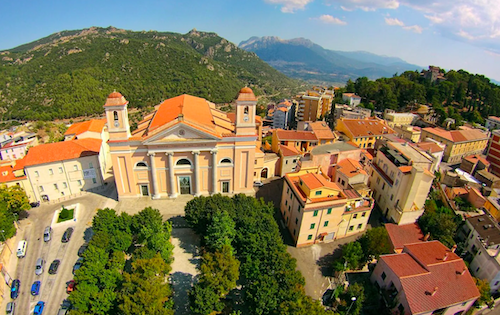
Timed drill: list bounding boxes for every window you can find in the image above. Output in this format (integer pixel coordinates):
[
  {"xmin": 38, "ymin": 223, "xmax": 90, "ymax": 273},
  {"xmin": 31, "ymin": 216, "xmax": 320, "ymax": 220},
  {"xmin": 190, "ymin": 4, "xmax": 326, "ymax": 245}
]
[
  {"xmin": 381, "ymin": 272, "xmax": 386, "ymax": 280},
  {"xmin": 313, "ymin": 210, "xmax": 318, "ymax": 217},
  {"xmin": 113, "ymin": 111, "xmax": 119, "ymax": 122},
  {"xmin": 382, "ymin": 183, "xmax": 385, "ymax": 190},
  {"xmin": 73, "ymin": 165, "xmax": 78, "ymax": 171},
  {"xmin": 327, "ymin": 208, "xmax": 332, "ymax": 214},
  {"xmin": 285, "ymin": 200, "xmax": 288, "ymax": 206},
  {"xmin": 324, "ymin": 221, "xmax": 329, "ymax": 227},
  {"xmin": 353, "ymin": 213, "xmax": 358, "ymax": 219},
  {"xmin": 310, "ymin": 223, "xmax": 315, "ymax": 229},
  {"xmin": 398, "ymin": 304, "xmax": 404, "ymax": 314},
  {"xmin": 63, "ymin": 182, "xmax": 67, "ymax": 188},
  {"xmin": 34, "ymin": 171, "xmax": 39, "ymax": 177},
  {"xmin": 293, "ymin": 229, "xmax": 296, "ymax": 236},
  {"xmin": 220, "ymin": 158, "xmax": 232, "ymax": 164},
  {"xmin": 286, "ymin": 160, "xmax": 288, "ymax": 164},
  {"xmin": 362, "ymin": 212, "xmax": 366, "ymax": 217},
  {"xmin": 58, "ymin": 167, "xmax": 63, "ymax": 174},
  {"xmin": 77, "ymin": 180, "xmax": 82, "ymax": 186},
  {"xmin": 288, "ymin": 206, "xmax": 291, "ymax": 212},
  {"xmin": 92, "ymin": 178, "xmax": 97, "ymax": 184},
  {"xmin": 390, "ymin": 194, "xmax": 394, "ymax": 201},
  {"xmin": 61, "ymin": 192, "xmax": 65, "ymax": 196},
  {"xmin": 293, "ymin": 159, "xmax": 297, "ymax": 163},
  {"xmin": 349, "ymin": 225, "xmax": 354, "ymax": 231},
  {"xmin": 341, "ymin": 180, "xmax": 345, "ymax": 186},
  {"xmin": 395, "ymin": 179, "xmax": 399, "ymax": 186},
  {"xmin": 176, "ymin": 159, "xmax": 191, "ymax": 166},
  {"xmin": 135, "ymin": 161, "xmax": 147, "ymax": 168},
  {"xmin": 287, "ymin": 187, "xmax": 290, "ymax": 193},
  {"xmin": 54, "ymin": 184, "xmax": 58, "ymax": 190},
  {"xmin": 315, "ymin": 190, "xmax": 322, "ymax": 196},
  {"xmin": 49, "ymin": 169, "xmax": 53, "ymax": 175},
  {"xmin": 495, "ymin": 281, "xmax": 500, "ymax": 286},
  {"xmin": 222, "ymin": 181, "xmax": 230, "ymax": 193},
  {"xmin": 38, "ymin": 186, "xmax": 44, "ymax": 192},
  {"xmin": 476, "ymin": 267, "xmax": 481, "ymax": 272},
  {"xmin": 89, "ymin": 162, "xmax": 94, "ymax": 169},
  {"xmin": 295, "ymin": 218, "xmax": 298, "ymax": 224},
  {"xmin": 357, "ymin": 224, "xmax": 363, "ymax": 229},
  {"xmin": 376, "ymin": 177, "xmax": 380, "ymax": 184},
  {"xmin": 307, "ymin": 234, "xmax": 313, "ymax": 240},
  {"xmin": 298, "ymin": 206, "xmax": 301, "ymax": 213}
]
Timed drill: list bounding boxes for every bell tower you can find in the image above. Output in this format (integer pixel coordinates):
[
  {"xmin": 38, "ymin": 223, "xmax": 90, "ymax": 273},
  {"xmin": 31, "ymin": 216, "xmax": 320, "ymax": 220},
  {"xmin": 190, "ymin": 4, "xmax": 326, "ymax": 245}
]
[
  {"xmin": 235, "ymin": 87, "xmax": 257, "ymax": 136},
  {"xmin": 104, "ymin": 91, "xmax": 131, "ymax": 140}
]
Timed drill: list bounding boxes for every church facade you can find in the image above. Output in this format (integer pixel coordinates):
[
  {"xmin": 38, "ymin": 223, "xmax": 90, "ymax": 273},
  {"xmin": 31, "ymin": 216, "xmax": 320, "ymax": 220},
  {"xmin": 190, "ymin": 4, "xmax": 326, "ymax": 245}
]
[{"xmin": 105, "ymin": 88, "xmax": 260, "ymax": 199}]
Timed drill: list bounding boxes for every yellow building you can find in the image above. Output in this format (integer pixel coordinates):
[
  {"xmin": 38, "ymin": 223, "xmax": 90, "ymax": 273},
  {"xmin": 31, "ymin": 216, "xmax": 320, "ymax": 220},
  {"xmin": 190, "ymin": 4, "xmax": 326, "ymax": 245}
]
[
  {"xmin": 281, "ymin": 169, "xmax": 373, "ymax": 247},
  {"xmin": 393, "ymin": 125, "xmax": 421, "ymax": 143},
  {"xmin": 421, "ymin": 127, "xmax": 489, "ymax": 164},
  {"xmin": 294, "ymin": 87, "xmax": 333, "ymax": 122},
  {"xmin": 105, "ymin": 88, "xmax": 260, "ymax": 199},
  {"xmin": 335, "ymin": 117, "xmax": 395, "ymax": 149},
  {"xmin": 370, "ymin": 141, "xmax": 435, "ymax": 224},
  {"xmin": 271, "ymin": 130, "xmax": 319, "ymax": 154},
  {"xmin": 383, "ymin": 110, "xmax": 418, "ymax": 128}
]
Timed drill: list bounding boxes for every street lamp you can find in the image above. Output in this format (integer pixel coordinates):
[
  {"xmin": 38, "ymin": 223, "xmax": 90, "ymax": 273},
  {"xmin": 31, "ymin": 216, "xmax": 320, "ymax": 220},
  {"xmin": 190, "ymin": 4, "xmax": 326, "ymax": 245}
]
[
  {"xmin": 0, "ymin": 230, "xmax": 12, "ymax": 254},
  {"xmin": 346, "ymin": 296, "xmax": 357, "ymax": 315}
]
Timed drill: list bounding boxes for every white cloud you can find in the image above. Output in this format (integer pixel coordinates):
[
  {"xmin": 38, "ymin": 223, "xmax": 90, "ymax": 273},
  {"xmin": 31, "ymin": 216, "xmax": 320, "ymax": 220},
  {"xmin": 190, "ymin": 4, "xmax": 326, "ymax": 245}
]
[
  {"xmin": 264, "ymin": 0, "xmax": 313, "ymax": 13},
  {"xmin": 457, "ymin": 29, "xmax": 476, "ymax": 40},
  {"xmin": 385, "ymin": 17, "xmax": 422, "ymax": 33},
  {"xmin": 385, "ymin": 17, "xmax": 404, "ymax": 26},
  {"xmin": 325, "ymin": 0, "xmax": 399, "ymax": 11},
  {"xmin": 315, "ymin": 14, "xmax": 347, "ymax": 25}
]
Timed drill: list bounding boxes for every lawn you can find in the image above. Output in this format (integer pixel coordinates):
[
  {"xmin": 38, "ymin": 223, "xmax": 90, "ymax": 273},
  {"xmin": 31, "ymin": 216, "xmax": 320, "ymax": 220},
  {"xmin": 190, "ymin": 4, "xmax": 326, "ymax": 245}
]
[{"xmin": 57, "ymin": 206, "xmax": 74, "ymax": 223}]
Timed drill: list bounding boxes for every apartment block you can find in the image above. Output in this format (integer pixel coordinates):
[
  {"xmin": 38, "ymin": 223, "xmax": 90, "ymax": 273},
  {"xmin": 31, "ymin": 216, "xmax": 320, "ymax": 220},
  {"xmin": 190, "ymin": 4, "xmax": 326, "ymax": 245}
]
[
  {"xmin": 335, "ymin": 117, "xmax": 394, "ymax": 149},
  {"xmin": 281, "ymin": 170, "xmax": 373, "ymax": 247},
  {"xmin": 342, "ymin": 93, "xmax": 361, "ymax": 106},
  {"xmin": 486, "ymin": 116, "xmax": 500, "ymax": 130},
  {"xmin": 370, "ymin": 141, "xmax": 434, "ymax": 224},
  {"xmin": 487, "ymin": 129, "xmax": 500, "ymax": 177},
  {"xmin": 294, "ymin": 87, "xmax": 333, "ymax": 122},
  {"xmin": 383, "ymin": 109, "xmax": 418, "ymax": 128}
]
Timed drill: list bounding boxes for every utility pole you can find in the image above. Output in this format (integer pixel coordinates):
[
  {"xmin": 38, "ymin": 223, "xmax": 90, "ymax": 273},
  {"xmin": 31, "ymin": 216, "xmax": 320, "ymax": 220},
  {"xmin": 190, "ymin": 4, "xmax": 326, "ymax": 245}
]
[{"xmin": 0, "ymin": 230, "xmax": 12, "ymax": 254}]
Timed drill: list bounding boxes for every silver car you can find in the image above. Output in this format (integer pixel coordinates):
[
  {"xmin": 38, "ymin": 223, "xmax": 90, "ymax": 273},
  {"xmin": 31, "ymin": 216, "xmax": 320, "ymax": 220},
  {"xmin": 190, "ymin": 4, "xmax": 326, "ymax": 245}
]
[
  {"xmin": 43, "ymin": 226, "xmax": 52, "ymax": 242},
  {"xmin": 35, "ymin": 258, "xmax": 44, "ymax": 276},
  {"xmin": 6, "ymin": 301, "xmax": 15, "ymax": 314}
]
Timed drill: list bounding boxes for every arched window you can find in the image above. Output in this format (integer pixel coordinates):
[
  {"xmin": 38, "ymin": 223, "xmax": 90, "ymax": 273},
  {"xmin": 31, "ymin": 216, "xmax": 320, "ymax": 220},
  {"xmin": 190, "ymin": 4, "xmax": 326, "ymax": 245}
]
[
  {"xmin": 220, "ymin": 158, "xmax": 232, "ymax": 164},
  {"xmin": 113, "ymin": 111, "xmax": 119, "ymax": 122},
  {"xmin": 176, "ymin": 158, "xmax": 192, "ymax": 166},
  {"xmin": 244, "ymin": 106, "xmax": 249, "ymax": 115},
  {"xmin": 135, "ymin": 161, "xmax": 148, "ymax": 168}
]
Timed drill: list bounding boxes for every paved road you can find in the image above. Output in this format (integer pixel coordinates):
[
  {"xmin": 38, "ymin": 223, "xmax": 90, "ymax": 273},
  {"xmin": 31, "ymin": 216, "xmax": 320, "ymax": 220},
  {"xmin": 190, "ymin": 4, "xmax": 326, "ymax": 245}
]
[{"xmin": 1, "ymin": 187, "xmax": 118, "ymax": 315}]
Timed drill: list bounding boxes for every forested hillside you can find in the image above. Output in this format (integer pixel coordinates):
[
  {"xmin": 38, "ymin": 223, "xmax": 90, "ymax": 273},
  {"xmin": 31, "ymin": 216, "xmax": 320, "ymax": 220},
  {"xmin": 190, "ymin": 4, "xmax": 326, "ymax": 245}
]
[
  {"xmin": 0, "ymin": 27, "xmax": 299, "ymax": 121},
  {"xmin": 344, "ymin": 69, "xmax": 500, "ymax": 125}
]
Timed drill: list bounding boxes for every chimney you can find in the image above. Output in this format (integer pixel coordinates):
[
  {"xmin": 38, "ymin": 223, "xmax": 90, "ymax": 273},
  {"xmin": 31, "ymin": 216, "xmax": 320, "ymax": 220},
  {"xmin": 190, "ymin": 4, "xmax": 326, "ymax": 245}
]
[
  {"xmin": 431, "ymin": 287, "xmax": 438, "ymax": 296},
  {"xmin": 443, "ymin": 253, "xmax": 449, "ymax": 261},
  {"xmin": 451, "ymin": 244, "xmax": 457, "ymax": 253},
  {"xmin": 423, "ymin": 233, "xmax": 431, "ymax": 241}
]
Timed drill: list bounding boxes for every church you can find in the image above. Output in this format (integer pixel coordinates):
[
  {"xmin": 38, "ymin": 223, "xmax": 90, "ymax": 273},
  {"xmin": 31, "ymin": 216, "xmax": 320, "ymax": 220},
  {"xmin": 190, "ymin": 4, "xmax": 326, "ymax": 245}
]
[{"xmin": 104, "ymin": 87, "xmax": 261, "ymax": 199}]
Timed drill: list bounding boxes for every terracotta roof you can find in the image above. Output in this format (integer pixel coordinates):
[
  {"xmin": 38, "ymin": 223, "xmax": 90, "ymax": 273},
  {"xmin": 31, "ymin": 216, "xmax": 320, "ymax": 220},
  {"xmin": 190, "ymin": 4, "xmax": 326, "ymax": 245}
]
[
  {"xmin": 380, "ymin": 241, "xmax": 479, "ymax": 314},
  {"xmin": 0, "ymin": 159, "xmax": 26, "ymax": 183},
  {"xmin": 423, "ymin": 127, "xmax": 488, "ymax": 143},
  {"xmin": 237, "ymin": 87, "xmax": 257, "ymax": 101},
  {"xmin": 275, "ymin": 130, "xmax": 318, "ymax": 141},
  {"xmin": 1, "ymin": 138, "xmax": 36, "ymax": 149},
  {"xmin": 338, "ymin": 118, "xmax": 394, "ymax": 138},
  {"xmin": 385, "ymin": 222, "xmax": 424, "ymax": 251},
  {"xmin": 463, "ymin": 154, "xmax": 490, "ymax": 166},
  {"xmin": 64, "ymin": 119, "xmax": 106, "ymax": 136},
  {"xmin": 414, "ymin": 141, "xmax": 444, "ymax": 154},
  {"xmin": 24, "ymin": 139, "xmax": 102, "ymax": 166},
  {"xmin": 343, "ymin": 93, "xmax": 361, "ymax": 99},
  {"xmin": 300, "ymin": 173, "xmax": 341, "ymax": 191},
  {"xmin": 362, "ymin": 149, "xmax": 374, "ymax": 160},
  {"xmin": 279, "ymin": 145, "xmax": 300, "ymax": 157},
  {"xmin": 308, "ymin": 121, "xmax": 336, "ymax": 139},
  {"xmin": 104, "ymin": 92, "xmax": 128, "ymax": 107},
  {"xmin": 488, "ymin": 116, "xmax": 500, "ymax": 123},
  {"xmin": 399, "ymin": 166, "xmax": 413, "ymax": 173},
  {"xmin": 336, "ymin": 158, "xmax": 367, "ymax": 178}
]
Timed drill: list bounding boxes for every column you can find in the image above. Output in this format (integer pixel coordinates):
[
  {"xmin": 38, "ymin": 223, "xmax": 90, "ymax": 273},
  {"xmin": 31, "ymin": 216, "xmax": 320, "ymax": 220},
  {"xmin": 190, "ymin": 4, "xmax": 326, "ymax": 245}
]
[
  {"xmin": 147, "ymin": 153, "xmax": 160, "ymax": 199},
  {"xmin": 166, "ymin": 152, "xmax": 177, "ymax": 198},
  {"xmin": 211, "ymin": 149, "xmax": 218, "ymax": 195},
  {"xmin": 192, "ymin": 150, "xmax": 201, "ymax": 196}
]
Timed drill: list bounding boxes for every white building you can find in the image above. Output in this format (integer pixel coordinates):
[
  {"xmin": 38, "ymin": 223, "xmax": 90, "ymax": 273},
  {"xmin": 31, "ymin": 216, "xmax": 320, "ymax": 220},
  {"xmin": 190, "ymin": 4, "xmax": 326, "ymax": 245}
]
[{"xmin": 342, "ymin": 93, "xmax": 361, "ymax": 107}]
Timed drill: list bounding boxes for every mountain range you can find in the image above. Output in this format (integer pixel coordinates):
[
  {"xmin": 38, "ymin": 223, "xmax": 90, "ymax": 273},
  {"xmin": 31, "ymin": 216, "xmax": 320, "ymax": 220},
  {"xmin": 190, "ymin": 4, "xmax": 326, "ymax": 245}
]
[
  {"xmin": 0, "ymin": 27, "xmax": 299, "ymax": 121},
  {"xmin": 238, "ymin": 36, "xmax": 422, "ymax": 84}
]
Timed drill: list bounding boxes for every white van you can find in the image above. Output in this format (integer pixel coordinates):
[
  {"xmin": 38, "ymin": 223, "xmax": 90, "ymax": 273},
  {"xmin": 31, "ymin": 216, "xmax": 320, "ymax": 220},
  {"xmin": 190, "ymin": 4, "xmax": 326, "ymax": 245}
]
[{"xmin": 16, "ymin": 240, "xmax": 27, "ymax": 258}]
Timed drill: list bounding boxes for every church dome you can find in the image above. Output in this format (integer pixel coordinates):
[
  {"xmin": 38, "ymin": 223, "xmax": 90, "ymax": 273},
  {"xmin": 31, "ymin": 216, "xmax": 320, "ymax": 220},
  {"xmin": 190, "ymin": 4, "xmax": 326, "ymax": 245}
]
[
  {"xmin": 108, "ymin": 91, "xmax": 123, "ymax": 98},
  {"xmin": 239, "ymin": 87, "xmax": 253, "ymax": 94}
]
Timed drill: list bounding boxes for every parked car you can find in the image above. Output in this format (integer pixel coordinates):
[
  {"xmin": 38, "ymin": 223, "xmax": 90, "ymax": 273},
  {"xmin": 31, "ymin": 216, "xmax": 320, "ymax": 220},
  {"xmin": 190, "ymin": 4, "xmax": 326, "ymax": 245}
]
[
  {"xmin": 77, "ymin": 244, "xmax": 88, "ymax": 257},
  {"xmin": 10, "ymin": 279, "xmax": 20, "ymax": 299},
  {"xmin": 61, "ymin": 227, "xmax": 74, "ymax": 243},
  {"xmin": 72, "ymin": 258, "xmax": 83, "ymax": 275},
  {"xmin": 66, "ymin": 280, "xmax": 76, "ymax": 294},
  {"xmin": 16, "ymin": 240, "xmax": 27, "ymax": 258},
  {"xmin": 48, "ymin": 259, "xmax": 60, "ymax": 274},
  {"xmin": 30, "ymin": 201, "xmax": 40, "ymax": 208},
  {"xmin": 6, "ymin": 302, "xmax": 15, "ymax": 315},
  {"xmin": 43, "ymin": 226, "xmax": 52, "ymax": 242},
  {"xmin": 253, "ymin": 181, "xmax": 264, "ymax": 187},
  {"xmin": 31, "ymin": 281, "xmax": 41, "ymax": 296},
  {"xmin": 35, "ymin": 258, "xmax": 44, "ymax": 276},
  {"xmin": 34, "ymin": 301, "xmax": 44, "ymax": 315}
]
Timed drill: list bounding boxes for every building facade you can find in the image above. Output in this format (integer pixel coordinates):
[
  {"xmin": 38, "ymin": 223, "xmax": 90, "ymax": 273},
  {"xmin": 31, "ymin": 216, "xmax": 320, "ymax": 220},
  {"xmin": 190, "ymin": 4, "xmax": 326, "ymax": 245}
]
[
  {"xmin": 383, "ymin": 110, "xmax": 418, "ymax": 128},
  {"xmin": 487, "ymin": 130, "xmax": 500, "ymax": 177},
  {"xmin": 421, "ymin": 127, "xmax": 489, "ymax": 164},
  {"xmin": 0, "ymin": 137, "xmax": 38, "ymax": 161},
  {"xmin": 370, "ymin": 142, "xmax": 434, "ymax": 224},
  {"xmin": 106, "ymin": 88, "xmax": 260, "ymax": 199},
  {"xmin": 342, "ymin": 93, "xmax": 361, "ymax": 106},
  {"xmin": 486, "ymin": 116, "xmax": 500, "ymax": 130},
  {"xmin": 0, "ymin": 159, "xmax": 35, "ymax": 202},
  {"xmin": 294, "ymin": 87, "xmax": 333, "ymax": 122}
]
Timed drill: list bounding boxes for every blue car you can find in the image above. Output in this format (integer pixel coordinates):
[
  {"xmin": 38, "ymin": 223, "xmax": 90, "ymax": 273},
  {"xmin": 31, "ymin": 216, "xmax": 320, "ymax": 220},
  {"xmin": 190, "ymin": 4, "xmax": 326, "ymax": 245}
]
[
  {"xmin": 31, "ymin": 280, "xmax": 41, "ymax": 296},
  {"xmin": 10, "ymin": 279, "xmax": 20, "ymax": 299},
  {"xmin": 34, "ymin": 301, "xmax": 44, "ymax": 315}
]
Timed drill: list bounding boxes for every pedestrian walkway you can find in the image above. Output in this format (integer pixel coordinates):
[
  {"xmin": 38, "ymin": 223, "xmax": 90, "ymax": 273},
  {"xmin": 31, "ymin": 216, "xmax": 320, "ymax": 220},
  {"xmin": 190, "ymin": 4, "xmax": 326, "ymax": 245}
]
[{"xmin": 114, "ymin": 195, "xmax": 194, "ymax": 219}]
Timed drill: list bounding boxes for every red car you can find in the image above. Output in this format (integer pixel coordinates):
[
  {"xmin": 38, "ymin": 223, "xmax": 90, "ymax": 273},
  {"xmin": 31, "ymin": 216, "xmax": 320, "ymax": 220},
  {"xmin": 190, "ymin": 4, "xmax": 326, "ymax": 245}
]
[{"xmin": 66, "ymin": 280, "xmax": 76, "ymax": 294}]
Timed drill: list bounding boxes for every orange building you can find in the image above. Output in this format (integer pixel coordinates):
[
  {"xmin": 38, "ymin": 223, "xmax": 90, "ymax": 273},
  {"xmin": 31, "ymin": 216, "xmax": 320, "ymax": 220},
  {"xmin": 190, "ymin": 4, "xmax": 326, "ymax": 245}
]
[{"xmin": 105, "ymin": 88, "xmax": 260, "ymax": 199}]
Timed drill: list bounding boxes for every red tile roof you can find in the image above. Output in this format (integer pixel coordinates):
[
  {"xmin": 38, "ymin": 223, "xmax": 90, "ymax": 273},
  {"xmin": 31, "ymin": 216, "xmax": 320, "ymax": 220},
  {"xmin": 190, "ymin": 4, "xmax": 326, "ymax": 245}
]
[
  {"xmin": 463, "ymin": 154, "xmax": 490, "ymax": 166},
  {"xmin": 338, "ymin": 118, "xmax": 394, "ymax": 138},
  {"xmin": 300, "ymin": 173, "xmax": 341, "ymax": 191},
  {"xmin": 279, "ymin": 145, "xmax": 300, "ymax": 157},
  {"xmin": 423, "ymin": 127, "xmax": 488, "ymax": 143},
  {"xmin": 275, "ymin": 130, "xmax": 318, "ymax": 141},
  {"xmin": 336, "ymin": 158, "xmax": 367, "ymax": 178},
  {"xmin": 380, "ymin": 241, "xmax": 480, "ymax": 314},
  {"xmin": 64, "ymin": 119, "xmax": 106, "ymax": 136},
  {"xmin": 308, "ymin": 121, "xmax": 336, "ymax": 140},
  {"xmin": 0, "ymin": 159, "xmax": 26, "ymax": 183},
  {"xmin": 385, "ymin": 222, "xmax": 424, "ymax": 252},
  {"xmin": 25, "ymin": 139, "xmax": 102, "ymax": 166},
  {"xmin": 413, "ymin": 141, "xmax": 444, "ymax": 154}
]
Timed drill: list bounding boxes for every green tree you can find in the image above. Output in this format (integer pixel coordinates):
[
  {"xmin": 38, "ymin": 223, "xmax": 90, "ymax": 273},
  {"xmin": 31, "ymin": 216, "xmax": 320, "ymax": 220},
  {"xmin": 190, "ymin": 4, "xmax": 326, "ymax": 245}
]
[
  {"xmin": 189, "ymin": 284, "xmax": 224, "ymax": 315},
  {"xmin": 418, "ymin": 210, "xmax": 458, "ymax": 248},
  {"xmin": 341, "ymin": 241, "xmax": 364, "ymax": 270},
  {"xmin": 205, "ymin": 210, "xmax": 236, "ymax": 252},
  {"xmin": 359, "ymin": 227, "xmax": 392, "ymax": 260},
  {"xmin": 0, "ymin": 185, "xmax": 31, "ymax": 215},
  {"xmin": 474, "ymin": 278, "xmax": 492, "ymax": 307}
]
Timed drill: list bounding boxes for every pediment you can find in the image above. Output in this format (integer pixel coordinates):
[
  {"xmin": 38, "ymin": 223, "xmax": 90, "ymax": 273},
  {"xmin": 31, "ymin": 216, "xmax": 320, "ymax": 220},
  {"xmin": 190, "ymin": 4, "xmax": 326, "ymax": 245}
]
[{"xmin": 143, "ymin": 123, "xmax": 219, "ymax": 144}]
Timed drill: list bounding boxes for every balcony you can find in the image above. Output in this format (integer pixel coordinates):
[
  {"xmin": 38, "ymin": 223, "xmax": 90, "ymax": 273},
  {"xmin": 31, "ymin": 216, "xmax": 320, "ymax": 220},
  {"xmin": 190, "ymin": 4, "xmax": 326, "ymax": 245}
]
[{"xmin": 372, "ymin": 162, "xmax": 394, "ymax": 186}]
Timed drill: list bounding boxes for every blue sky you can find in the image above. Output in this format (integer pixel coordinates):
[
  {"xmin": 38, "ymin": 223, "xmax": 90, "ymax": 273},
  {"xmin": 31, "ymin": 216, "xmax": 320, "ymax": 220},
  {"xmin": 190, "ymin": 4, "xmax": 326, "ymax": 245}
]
[{"xmin": 1, "ymin": 0, "xmax": 500, "ymax": 81}]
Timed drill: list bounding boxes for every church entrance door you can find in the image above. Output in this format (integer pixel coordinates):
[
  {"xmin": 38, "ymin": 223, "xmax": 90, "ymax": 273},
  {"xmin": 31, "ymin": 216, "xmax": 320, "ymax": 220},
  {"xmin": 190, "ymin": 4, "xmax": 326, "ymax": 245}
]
[{"xmin": 179, "ymin": 176, "xmax": 191, "ymax": 195}]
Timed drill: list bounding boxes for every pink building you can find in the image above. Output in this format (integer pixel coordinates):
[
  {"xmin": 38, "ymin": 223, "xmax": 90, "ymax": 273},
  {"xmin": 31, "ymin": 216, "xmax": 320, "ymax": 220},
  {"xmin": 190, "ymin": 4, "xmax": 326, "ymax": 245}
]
[
  {"xmin": 0, "ymin": 137, "xmax": 37, "ymax": 161},
  {"xmin": 105, "ymin": 88, "xmax": 260, "ymax": 199},
  {"xmin": 371, "ymin": 241, "xmax": 479, "ymax": 315}
]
